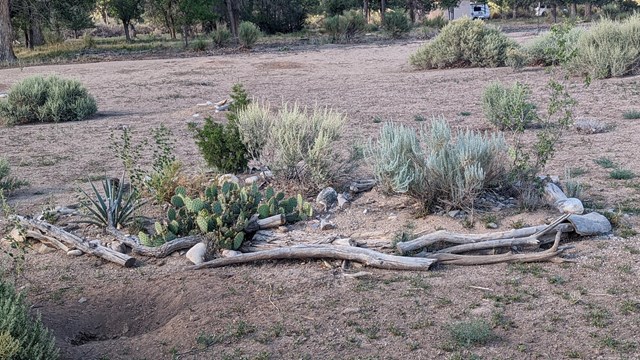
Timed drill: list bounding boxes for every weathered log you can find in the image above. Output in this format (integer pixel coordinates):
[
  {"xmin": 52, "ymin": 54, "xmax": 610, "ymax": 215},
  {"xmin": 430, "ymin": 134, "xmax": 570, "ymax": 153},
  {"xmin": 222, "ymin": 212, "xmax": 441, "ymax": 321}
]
[
  {"xmin": 188, "ymin": 244, "xmax": 436, "ymax": 271},
  {"xmin": 106, "ymin": 227, "xmax": 201, "ymax": 258},
  {"xmin": 14, "ymin": 216, "xmax": 136, "ymax": 267},
  {"xmin": 257, "ymin": 214, "xmax": 285, "ymax": 229},
  {"xmin": 427, "ymin": 231, "xmax": 567, "ymax": 266},
  {"xmin": 544, "ymin": 182, "xmax": 584, "ymax": 215},
  {"xmin": 396, "ymin": 223, "xmax": 574, "ymax": 255},
  {"xmin": 434, "ymin": 237, "xmax": 540, "ymax": 254},
  {"xmin": 25, "ymin": 230, "xmax": 70, "ymax": 252}
]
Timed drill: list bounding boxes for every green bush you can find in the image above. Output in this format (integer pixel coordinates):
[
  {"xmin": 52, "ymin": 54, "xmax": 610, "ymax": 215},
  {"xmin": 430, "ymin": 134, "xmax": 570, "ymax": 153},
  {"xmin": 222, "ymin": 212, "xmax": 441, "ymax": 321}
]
[
  {"xmin": 523, "ymin": 24, "xmax": 582, "ymax": 66},
  {"xmin": 482, "ymin": 82, "xmax": 538, "ymax": 130},
  {"xmin": 448, "ymin": 319, "xmax": 495, "ymax": 347},
  {"xmin": 0, "ymin": 158, "xmax": 28, "ymax": 194},
  {"xmin": 367, "ymin": 118, "xmax": 507, "ymax": 210},
  {"xmin": 423, "ymin": 15, "xmax": 447, "ymax": 29},
  {"xmin": 323, "ymin": 10, "xmax": 366, "ymax": 42},
  {"xmin": 191, "ymin": 38, "xmax": 208, "ymax": 52},
  {"xmin": 410, "ymin": 17, "xmax": 518, "ymax": 69},
  {"xmin": 238, "ymin": 21, "xmax": 261, "ymax": 48},
  {"xmin": 212, "ymin": 22, "xmax": 231, "ymax": 47},
  {"xmin": 0, "ymin": 76, "xmax": 97, "ymax": 126},
  {"xmin": 383, "ymin": 9, "xmax": 411, "ymax": 38},
  {"xmin": 190, "ymin": 84, "xmax": 251, "ymax": 173},
  {"xmin": 569, "ymin": 15, "xmax": 640, "ymax": 79},
  {"xmin": 0, "ymin": 279, "xmax": 59, "ymax": 359}
]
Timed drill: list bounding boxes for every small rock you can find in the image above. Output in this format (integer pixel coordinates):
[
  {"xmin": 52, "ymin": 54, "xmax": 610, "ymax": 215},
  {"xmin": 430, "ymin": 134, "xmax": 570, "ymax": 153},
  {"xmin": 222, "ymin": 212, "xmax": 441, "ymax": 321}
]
[
  {"xmin": 0, "ymin": 93, "xmax": 8, "ymax": 98},
  {"xmin": 316, "ymin": 187, "xmax": 338, "ymax": 211},
  {"xmin": 189, "ymin": 314, "xmax": 200, "ymax": 322},
  {"xmin": 261, "ymin": 170, "xmax": 274, "ymax": 179},
  {"xmin": 78, "ymin": 297, "xmax": 88, "ymax": 304},
  {"xmin": 67, "ymin": 249, "xmax": 83, "ymax": 256},
  {"xmin": 337, "ymin": 193, "xmax": 349, "ymax": 209},
  {"xmin": 363, "ymin": 209, "xmax": 368, "ymax": 214},
  {"xmin": 341, "ymin": 307, "xmax": 360, "ymax": 315},
  {"xmin": 192, "ymin": 113, "xmax": 200, "ymax": 117},
  {"xmin": 217, "ymin": 174, "xmax": 240, "ymax": 186},
  {"xmin": 448, "ymin": 210, "xmax": 460, "ymax": 218},
  {"xmin": 36, "ymin": 243, "xmax": 56, "ymax": 254},
  {"xmin": 186, "ymin": 242, "xmax": 207, "ymax": 265},
  {"xmin": 486, "ymin": 222, "xmax": 499, "ymax": 229},
  {"xmin": 221, "ymin": 249, "xmax": 241, "ymax": 257},
  {"xmin": 89, "ymin": 240, "xmax": 101, "ymax": 247},
  {"xmin": 320, "ymin": 219, "xmax": 336, "ymax": 230},
  {"xmin": 244, "ymin": 175, "xmax": 260, "ymax": 185}
]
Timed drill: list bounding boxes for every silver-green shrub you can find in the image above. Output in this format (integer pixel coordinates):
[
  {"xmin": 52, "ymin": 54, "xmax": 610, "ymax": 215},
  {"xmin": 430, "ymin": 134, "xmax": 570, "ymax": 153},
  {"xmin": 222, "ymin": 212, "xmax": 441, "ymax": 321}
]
[
  {"xmin": 0, "ymin": 76, "xmax": 97, "ymax": 126},
  {"xmin": 482, "ymin": 82, "xmax": 538, "ymax": 131},
  {"xmin": 0, "ymin": 158, "xmax": 28, "ymax": 194},
  {"xmin": 238, "ymin": 21, "xmax": 261, "ymax": 48},
  {"xmin": 523, "ymin": 25, "xmax": 582, "ymax": 66},
  {"xmin": 265, "ymin": 103, "xmax": 346, "ymax": 188},
  {"xmin": 383, "ymin": 9, "xmax": 411, "ymax": 38},
  {"xmin": 409, "ymin": 17, "xmax": 518, "ymax": 69},
  {"xmin": 235, "ymin": 100, "xmax": 273, "ymax": 160},
  {"xmin": 323, "ymin": 10, "xmax": 366, "ymax": 42},
  {"xmin": 367, "ymin": 118, "xmax": 507, "ymax": 210},
  {"xmin": 569, "ymin": 15, "xmax": 640, "ymax": 79},
  {"xmin": 212, "ymin": 21, "xmax": 232, "ymax": 47}
]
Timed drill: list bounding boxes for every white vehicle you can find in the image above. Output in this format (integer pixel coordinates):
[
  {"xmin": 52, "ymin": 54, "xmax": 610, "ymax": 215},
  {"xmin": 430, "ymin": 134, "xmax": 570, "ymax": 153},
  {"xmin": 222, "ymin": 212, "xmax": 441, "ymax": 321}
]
[{"xmin": 471, "ymin": 3, "xmax": 491, "ymax": 19}]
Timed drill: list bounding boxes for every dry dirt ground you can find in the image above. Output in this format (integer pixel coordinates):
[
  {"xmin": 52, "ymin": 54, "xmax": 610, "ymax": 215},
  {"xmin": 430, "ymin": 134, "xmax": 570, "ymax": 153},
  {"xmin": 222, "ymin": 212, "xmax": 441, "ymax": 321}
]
[{"xmin": 1, "ymin": 33, "xmax": 640, "ymax": 360}]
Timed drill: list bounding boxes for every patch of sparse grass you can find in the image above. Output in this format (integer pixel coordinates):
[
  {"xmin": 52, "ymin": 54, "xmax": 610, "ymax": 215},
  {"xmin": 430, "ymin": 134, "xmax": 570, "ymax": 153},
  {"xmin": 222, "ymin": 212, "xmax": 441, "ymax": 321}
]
[
  {"xmin": 618, "ymin": 227, "xmax": 637, "ymax": 238},
  {"xmin": 447, "ymin": 319, "xmax": 496, "ymax": 348},
  {"xmin": 617, "ymin": 264, "xmax": 634, "ymax": 274},
  {"xmin": 509, "ymin": 263, "xmax": 546, "ymax": 277},
  {"xmin": 620, "ymin": 300, "xmax": 639, "ymax": 315},
  {"xmin": 229, "ymin": 320, "xmax": 255, "ymax": 339},
  {"xmin": 372, "ymin": 115, "xmax": 383, "ymax": 123},
  {"xmin": 623, "ymin": 110, "xmax": 640, "ymax": 119},
  {"xmin": 196, "ymin": 331, "xmax": 223, "ymax": 348},
  {"xmin": 587, "ymin": 307, "xmax": 611, "ymax": 328},
  {"xmin": 610, "ymin": 169, "xmax": 635, "ymax": 180},
  {"xmin": 509, "ymin": 219, "xmax": 527, "ymax": 229},
  {"xmin": 459, "ymin": 111, "xmax": 472, "ymax": 116},
  {"xmin": 491, "ymin": 311, "xmax": 514, "ymax": 330},
  {"xmin": 414, "ymin": 114, "xmax": 426, "ymax": 122},
  {"xmin": 387, "ymin": 325, "xmax": 406, "ymax": 337},
  {"xmin": 599, "ymin": 336, "xmax": 638, "ymax": 353},
  {"xmin": 623, "ymin": 245, "xmax": 640, "ymax": 254},
  {"xmin": 594, "ymin": 157, "xmax": 616, "ymax": 169},
  {"xmin": 408, "ymin": 275, "xmax": 431, "ymax": 291},
  {"xmin": 548, "ymin": 275, "xmax": 566, "ymax": 285},
  {"xmin": 569, "ymin": 167, "xmax": 588, "ymax": 177},
  {"xmin": 355, "ymin": 325, "xmax": 380, "ymax": 339},
  {"xmin": 565, "ymin": 350, "xmax": 582, "ymax": 358}
]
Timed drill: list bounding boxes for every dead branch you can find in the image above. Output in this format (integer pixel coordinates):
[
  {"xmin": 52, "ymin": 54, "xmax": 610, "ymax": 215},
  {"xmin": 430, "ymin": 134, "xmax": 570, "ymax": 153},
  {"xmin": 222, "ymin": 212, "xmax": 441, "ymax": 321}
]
[
  {"xmin": 106, "ymin": 227, "xmax": 202, "ymax": 258},
  {"xmin": 188, "ymin": 244, "xmax": 436, "ymax": 271},
  {"xmin": 396, "ymin": 223, "xmax": 574, "ymax": 255},
  {"xmin": 426, "ymin": 231, "xmax": 568, "ymax": 266},
  {"xmin": 14, "ymin": 216, "xmax": 136, "ymax": 267}
]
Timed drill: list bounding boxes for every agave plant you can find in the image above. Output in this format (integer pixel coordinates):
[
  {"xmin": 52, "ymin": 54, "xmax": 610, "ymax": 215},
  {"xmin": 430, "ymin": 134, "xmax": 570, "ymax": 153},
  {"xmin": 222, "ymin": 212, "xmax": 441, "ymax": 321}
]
[{"xmin": 77, "ymin": 173, "xmax": 143, "ymax": 228}]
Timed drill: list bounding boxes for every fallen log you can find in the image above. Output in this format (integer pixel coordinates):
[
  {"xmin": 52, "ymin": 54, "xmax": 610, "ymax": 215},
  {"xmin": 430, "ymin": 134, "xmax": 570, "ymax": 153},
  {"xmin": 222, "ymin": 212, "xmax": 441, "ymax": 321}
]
[
  {"xmin": 544, "ymin": 182, "xmax": 584, "ymax": 215},
  {"xmin": 106, "ymin": 227, "xmax": 202, "ymax": 258},
  {"xmin": 188, "ymin": 244, "xmax": 436, "ymax": 271},
  {"xmin": 433, "ymin": 236, "xmax": 541, "ymax": 254},
  {"xmin": 26, "ymin": 230, "xmax": 70, "ymax": 252},
  {"xmin": 396, "ymin": 223, "xmax": 574, "ymax": 255},
  {"xmin": 14, "ymin": 216, "xmax": 136, "ymax": 268},
  {"xmin": 426, "ymin": 230, "xmax": 568, "ymax": 265}
]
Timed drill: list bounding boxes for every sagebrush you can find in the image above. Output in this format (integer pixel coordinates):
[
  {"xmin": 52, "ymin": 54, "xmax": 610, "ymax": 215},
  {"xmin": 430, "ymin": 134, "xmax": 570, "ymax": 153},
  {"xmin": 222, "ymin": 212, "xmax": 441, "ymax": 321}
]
[
  {"xmin": 0, "ymin": 158, "xmax": 28, "ymax": 194},
  {"xmin": 0, "ymin": 279, "xmax": 59, "ymax": 359},
  {"xmin": 482, "ymin": 82, "xmax": 538, "ymax": 131},
  {"xmin": 383, "ymin": 9, "xmax": 411, "ymax": 38},
  {"xmin": 323, "ymin": 10, "xmax": 366, "ymax": 42},
  {"xmin": 0, "ymin": 76, "xmax": 97, "ymax": 126},
  {"xmin": 238, "ymin": 21, "xmax": 261, "ymax": 48},
  {"xmin": 410, "ymin": 17, "xmax": 517, "ymax": 69},
  {"xmin": 212, "ymin": 22, "xmax": 232, "ymax": 47},
  {"xmin": 367, "ymin": 118, "xmax": 507, "ymax": 210}
]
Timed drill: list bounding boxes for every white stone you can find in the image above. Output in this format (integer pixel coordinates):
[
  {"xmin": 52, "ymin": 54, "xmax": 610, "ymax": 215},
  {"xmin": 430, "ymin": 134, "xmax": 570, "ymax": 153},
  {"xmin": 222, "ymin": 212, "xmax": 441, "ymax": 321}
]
[
  {"xmin": 8, "ymin": 228, "xmax": 25, "ymax": 243},
  {"xmin": 186, "ymin": 242, "xmax": 207, "ymax": 265},
  {"xmin": 244, "ymin": 176, "xmax": 260, "ymax": 185},
  {"xmin": 221, "ymin": 249, "xmax": 241, "ymax": 257},
  {"xmin": 67, "ymin": 249, "xmax": 83, "ymax": 256},
  {"xmin": 320, "ymin": 219, "xmax": 336, "ymax": 230},
  {"xmin": 78, "ymin": 297, "xmax": 88, "ymax": 304},
  {"xmin": 337, "ymin": 194, "xmax": 349, "ymax": 208},
  {"xmin": 36, "ymin": 243, "xmax": 56, "ymax": 254}
]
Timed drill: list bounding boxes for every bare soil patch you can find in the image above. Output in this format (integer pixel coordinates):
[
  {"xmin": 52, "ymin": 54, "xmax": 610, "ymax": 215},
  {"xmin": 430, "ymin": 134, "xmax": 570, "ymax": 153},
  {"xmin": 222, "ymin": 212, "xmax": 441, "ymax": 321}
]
[{"xmin": 1, "ymin": 35, "xmax": 640, "ymax": 360}]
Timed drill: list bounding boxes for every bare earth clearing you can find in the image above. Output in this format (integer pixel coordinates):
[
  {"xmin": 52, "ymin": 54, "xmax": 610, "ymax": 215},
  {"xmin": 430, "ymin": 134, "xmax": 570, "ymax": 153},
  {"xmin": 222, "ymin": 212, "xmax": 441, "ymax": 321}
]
[{"xmin": 1, "ymin": 34, "xmax": 640, "ymax": 360}]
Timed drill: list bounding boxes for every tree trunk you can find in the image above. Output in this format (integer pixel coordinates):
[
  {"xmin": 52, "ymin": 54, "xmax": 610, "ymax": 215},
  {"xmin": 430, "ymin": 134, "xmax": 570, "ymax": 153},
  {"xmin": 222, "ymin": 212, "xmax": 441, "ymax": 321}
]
[
  {"xmin": 512, "ymin": 4, "xmax": 517, "ymax": 19},
  {"xmin": 551, "ymin": 4, "xmax": 558, "ymax": 23},
  {"xmin": 123, "ymin": 20, "xmax": 131, "ymax": 42},
  {"xmin": 1, "ymin": 0, "xmax": 16, "ymax": 63},
  {"xmin": 585, "ymin": 2, "xmax": 592, "ymax": 20},
  {"xmin": 23, "ymin": 28, "xmax": 30, "ymax": 49},
  {"xmin": 380, "ymin": 0, "xmax": 386, "ymax": 24},
  {"xmin": 182, "ymin": 25, "xmax": 188, "ymax": 47},
  {"xmin": 226, "ymin": 0, "xmax": 238, "ymax": 39},
  {"xmin": 130, "ymin": 23, "xmax": 137, "ymax": 39},
  {"xmin": 31, "ymin": 25, "xmax": 44, "ymax": 46},
  {"xmin": 570, "ymin": 2, "xmax": 577, "ymax": 18},
  {"xmin": 363, "ymin": 0, "xmax": 369, "ymax": 22},
  {"xmin": 408, "ymin": 0, "xmax": 416, "ymax": 23}
]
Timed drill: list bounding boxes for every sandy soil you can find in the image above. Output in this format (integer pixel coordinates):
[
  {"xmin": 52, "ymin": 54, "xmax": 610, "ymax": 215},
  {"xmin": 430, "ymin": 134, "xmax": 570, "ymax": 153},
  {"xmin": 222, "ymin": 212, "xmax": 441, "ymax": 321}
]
[{"xmin": 1, "ymin": 35, "xmax": 640, "ymax": 360}]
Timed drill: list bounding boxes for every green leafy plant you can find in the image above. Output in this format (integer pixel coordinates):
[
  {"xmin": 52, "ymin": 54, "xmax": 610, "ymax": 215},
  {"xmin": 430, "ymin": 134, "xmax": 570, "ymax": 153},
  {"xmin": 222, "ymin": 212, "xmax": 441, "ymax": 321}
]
[
  {"xmin": 0, "ymin": 76, "xmax": 97, "ymax": 126},
  {"xmin": 77, "ymin": 173, "xmax": 143, "ymax": 228},
  {"xmin": 238, "ymin": 21, "xmax": 261, "ymax": 48},
  {"xmin": 82, "ymin": 33, "xmax": 96, "ymax": 49},
  {"xmin": 191, "ymin": 38, "xmax": 208, "ymax": 52},
  {"xmin": 383, "ymin": 9, "xmax": 411, "ymax": 38},
  {"xmin": 190, "ymin": 84, "xmax": 251, "ymax": 173},
  {"xmin": 139, "ymin": 182, "xmax": 312, "ymax": 252},
  {"xmin": 0, "ymin": 158, "xmax": 28, "ymax": 194},
  {"xmin": 212, "ymin": 22, "xmax": 232, "ymax": 47},
  {"xmin": 0, "ymin": 279, "xmax": 59, "ymax": 359},
  {"xmin": 367, "ymin": 118, "xmax": 507, "ymax": 210},
  {"xmin": 410, "ymin": 17, "xmax": 518, "ymax": 69},
  {"xmin": 482, "ymin": 82, "xmax": 538, "ymax": 131},
  {"xmin": 524, "ymin": 22, "xmax": 581, "ymax": 67},
  {"xmin": 447, "ymin": 319, "xmax": 495, "ymax": 347}
]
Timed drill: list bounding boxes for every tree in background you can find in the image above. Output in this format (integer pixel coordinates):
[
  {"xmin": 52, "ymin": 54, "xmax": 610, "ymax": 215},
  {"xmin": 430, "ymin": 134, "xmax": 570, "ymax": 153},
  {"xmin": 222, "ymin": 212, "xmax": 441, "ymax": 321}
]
[
  {"xmin": 52, "ymin": 0, "xmax": 96, "ymax": 38},
  {"xmin": 107, "ymin": 0, "xmax": 145, "ymax": 41},
  {"xmin": 0, "ymin": 0, "xmax": 16, "ymax": 63},
  {"xmin": 439, "ymin": 0, "xmax": 460, "ymax": 19},
  {"xmin": 10, "ymin": 0, "xmax": 48, "ymax": 49}
]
